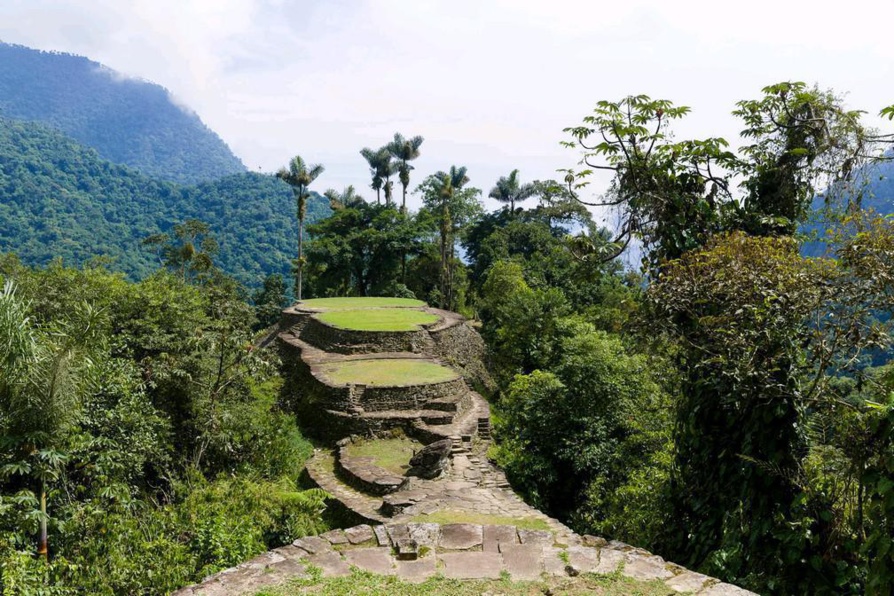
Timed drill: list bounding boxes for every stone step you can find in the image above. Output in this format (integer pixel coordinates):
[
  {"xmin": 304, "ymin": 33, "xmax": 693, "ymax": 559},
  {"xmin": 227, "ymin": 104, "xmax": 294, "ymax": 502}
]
[
  {"xmin": 421, "ymin": 411, "xmax": 456, "ymax": 425},
  {"xmin": 424, "ymin": 395, "xmax": 464, "ymax": 412}
]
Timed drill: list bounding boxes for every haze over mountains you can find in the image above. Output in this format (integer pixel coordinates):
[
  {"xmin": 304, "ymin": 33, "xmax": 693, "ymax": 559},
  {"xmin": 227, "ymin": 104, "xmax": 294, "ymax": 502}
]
[
  {"xmin": 0, "ymin": 42, "xmax": 329, "ymax": 287},
  {"xmin": 0, "ymin": 42, "xmax": 246, "ymax": 184}
]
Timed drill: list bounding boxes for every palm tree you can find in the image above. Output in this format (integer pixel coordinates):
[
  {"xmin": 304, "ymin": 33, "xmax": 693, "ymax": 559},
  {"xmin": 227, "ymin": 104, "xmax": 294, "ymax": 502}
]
[
  {"xmin": 489, "ymin": 169, "xmax": 536, "ymax": 214},
  {"xmin": 431, "ymin": 166, "xmax": 470, "ymax": 309},
  {"xmin": 360, "ymin": 147, "xmax": 385, "ymax": 204},
  {"xmin": 360, "ymin": 147, "xmax": 397, "ymax": 206},
  {"xmin": 323, "ymin": 185, "xmax": 364, "ymax": 211},
  {"xmin": 387, "ymin": 133, "xmax": 424, "ymax": 212},
  {"xmin": 0, "ymin": 280, "xmax": 99, "ymax": 559},
  {"xmin": 277, "ymin": 155, "xmax": 324, "ymax": 301}
]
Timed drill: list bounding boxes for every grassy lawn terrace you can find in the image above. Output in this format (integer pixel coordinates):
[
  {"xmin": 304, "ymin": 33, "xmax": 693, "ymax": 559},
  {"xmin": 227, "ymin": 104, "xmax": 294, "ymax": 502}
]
[
  {"xmin": 315, "ymin": 308, "xmax": 439, "ymax": 331},
  {"xmin": 319, "ymin": 359, "xmax": 459, "ymax": 386},
  {"xmin": 300, "ymin": 297, "xmax": 426, "ymax": 310},
  {"xmin": 344, "ymin": 437, "xmax": 421, "ymax": 475}
]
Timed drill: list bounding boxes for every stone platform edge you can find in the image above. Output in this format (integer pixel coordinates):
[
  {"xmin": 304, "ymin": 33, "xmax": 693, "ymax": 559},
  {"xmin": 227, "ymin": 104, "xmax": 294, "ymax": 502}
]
[{"xmin": 172, "ymin": 522, "xmax": 758, "ymax": 596}]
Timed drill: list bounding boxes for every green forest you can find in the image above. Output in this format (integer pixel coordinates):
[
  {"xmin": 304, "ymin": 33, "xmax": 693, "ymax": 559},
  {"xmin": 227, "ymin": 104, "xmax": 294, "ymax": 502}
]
[
  {"xmin": 1, "ymin": 81, "xmax": 894, "ymax": 595},
  {"xmin": 0, "ymin": 117, "xmax": 330, "ymax": 287},
  {"xmin": 0, "ymin": 42, "xmax": 246, "ymax": 185}
]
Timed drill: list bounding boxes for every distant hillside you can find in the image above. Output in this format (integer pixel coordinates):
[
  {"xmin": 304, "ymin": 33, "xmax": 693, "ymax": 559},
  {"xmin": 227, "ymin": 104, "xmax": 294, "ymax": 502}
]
[
  {"xmin": 0, "ymin": 118, "xmax": 329, "ymax": 286},
  {"xmin": 802, "ymin": 158, "xmax": 894, "ymax": 257},
  {"xmin": 0, "ymin": 42, "xmax": 246, "ymax": 185}
]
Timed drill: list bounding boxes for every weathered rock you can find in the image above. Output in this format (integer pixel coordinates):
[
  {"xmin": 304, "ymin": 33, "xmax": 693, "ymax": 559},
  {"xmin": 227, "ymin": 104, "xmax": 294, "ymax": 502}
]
[
  {"xmin": 344, "ymin": 524, "xmax": 375, "ymax": 545},
  {"xmin": 304, "ymin": 551, "xmax": 351, "ymax": 577},
  {"xmin": 518, "ymin": 529, "xmax": 553, "ymax": 546},
  {"xmin": 406, "ymin": 439, "xmax": 452, "ymax": 479},
  {"xmin": 565, "ymin": 546, "xmax": 599, "ymax": 574},
  {"xmin": 701, "ymin": 582, "xmax": 758, "ymax": 595},
  {"xmin": 407, "ymin": 522, "xmax": 441, "ymax": 548},
  {"xmin": 395, "ymin": 539, "xmax": 419, "ymax": 560},
  {"xmin": 665, "ymin": 571, "xmax": 713, "ymax": 593},
  {"xmin": 594, "ymin": 548, "xmax": 625, "ymax": 574},
  {"xmin": 482, "ymin": 524, "xmax": 518, "ymax": 553},
  {"xmin": 381, "ymin": 494, "xmax": 415, "ymax": 516},
  {"xmin": 622, "ymin": 554, "xmax": 674, "ymax": 581},
  {"xmin": 500, "ymin": 544, "xmax": 543, "ymax": 580},
  {"xmin": 320, "ymin": 529, "xmax": 348, "ymax": 545},
  {"xmin": 373, "ymin": 524, "xmax": 391, "ymax": 546},
  {"xmin": 438, "ymin": 523, "xmax": 483, "ymax": 550},
  {"xmin": 395, "ymin": 557, "xmax": 437, "ymax": 583},
  {"xmin": 343, "ymin": 548, "xmax": 396, "ymax": 575},
  {"xmin": 581, "ymin": 534, "xmax": 608, "ymax": 548},
  {"xmin": 438, "ymin": 552, "xmax": 503, "ymax": 579},
  {"xmin": 292, "ymin": 535, "xmax": 332, "ymax": 555}
]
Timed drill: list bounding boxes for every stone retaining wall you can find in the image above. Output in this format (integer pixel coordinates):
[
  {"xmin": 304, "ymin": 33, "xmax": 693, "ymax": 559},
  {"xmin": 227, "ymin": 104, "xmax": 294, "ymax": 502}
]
[
  {"xmin": 300, "ymin": 315, "xmax": 437, "ymax": 354},
  {"xmin": 430, "ymin": 321, "xmax": 495, "ymax": 392},
  {"xmin": 359, "ymin": 377, "xmax": 468, "ymax": 412},
  {"xmin": 173, "ymin": 522, "xmax": 758, "ymax": 596},
  {"xmin": 335, "ymin": 438, "xmax": 407, "ymax": 496}
]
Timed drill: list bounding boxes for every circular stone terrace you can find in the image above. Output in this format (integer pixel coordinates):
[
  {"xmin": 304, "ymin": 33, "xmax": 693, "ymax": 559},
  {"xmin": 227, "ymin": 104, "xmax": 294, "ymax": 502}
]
[
  {"xmin": 318, "ymin": 358, "xmax": 459, "ymax": 387},
  {"xmin": 298, "ymin": 298, "xmax": 439, "ymax": 333}
]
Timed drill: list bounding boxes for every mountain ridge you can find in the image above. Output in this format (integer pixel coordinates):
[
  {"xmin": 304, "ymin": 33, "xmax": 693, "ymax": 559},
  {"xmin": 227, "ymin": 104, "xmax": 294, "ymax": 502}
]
[{"xmin": 0, "ymin": 41, "xmax": 246, "ymax": 185}]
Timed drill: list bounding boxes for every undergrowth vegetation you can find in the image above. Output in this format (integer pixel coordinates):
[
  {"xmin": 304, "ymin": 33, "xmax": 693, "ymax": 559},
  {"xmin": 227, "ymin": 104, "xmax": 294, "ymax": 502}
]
[{"xmin": 0, "ymin": 258, "xmax": 328, "ymax": 594}]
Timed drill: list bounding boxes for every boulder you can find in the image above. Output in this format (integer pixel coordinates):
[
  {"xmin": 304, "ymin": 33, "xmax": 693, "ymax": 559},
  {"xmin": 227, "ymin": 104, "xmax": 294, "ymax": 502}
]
[{"xmin": 406, "ymin": 439, "xmax": 452, "ymax": 479}]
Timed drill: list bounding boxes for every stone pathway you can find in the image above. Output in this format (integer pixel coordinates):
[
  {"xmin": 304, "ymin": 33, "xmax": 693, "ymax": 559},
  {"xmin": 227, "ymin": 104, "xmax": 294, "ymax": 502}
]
[
  {"xmin": 306, "ymin": 444, "xmax": 573, "ymax": 539},
  {"xmin": 173, "ymin": 522, "xmax": 757, "ymax": 595}
]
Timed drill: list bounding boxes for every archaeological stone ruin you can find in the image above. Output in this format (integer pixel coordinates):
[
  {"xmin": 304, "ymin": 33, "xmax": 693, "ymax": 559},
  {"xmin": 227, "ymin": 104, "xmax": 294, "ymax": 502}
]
[{"xmin": 174, "ymin": 298, "xmax": 756, "ymax": 595}]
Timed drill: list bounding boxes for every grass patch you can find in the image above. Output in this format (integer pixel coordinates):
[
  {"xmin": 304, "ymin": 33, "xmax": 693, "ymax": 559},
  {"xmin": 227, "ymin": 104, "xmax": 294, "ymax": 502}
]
[
  {"xmin": 256, "ymin": 568, "xmax": 674, "ymax": 595},
  {"xmin": 409, "ymin": 510, "xmax": 552, "ymax": 531},
  {"xmin": 320, "ymin": 359, "xmax": 458, "ymax": 386},
  {"xmin": 344, "ymin": 437, "xmax": 421, "ymax": 475},
  {"xmin": 315, "ymin": 308, "xmax": 439, "ymax": 331},
  {"xmin": 301, "ymin": 297, "xmax": 426, "ymax": 310}
]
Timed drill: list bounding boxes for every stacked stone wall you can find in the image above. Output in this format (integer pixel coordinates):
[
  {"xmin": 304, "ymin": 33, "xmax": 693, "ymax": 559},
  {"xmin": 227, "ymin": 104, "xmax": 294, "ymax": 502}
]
[
  {"xmin": 359, "ymin": 377, "xmax": 467, "ymax": 412},
  {"xmin": 300, "ymin": 317, "xmax": 435, "ymax": 354},
  {"xmin": 430, "ymin": 322, "xmax": 494, "ymax": 392}
]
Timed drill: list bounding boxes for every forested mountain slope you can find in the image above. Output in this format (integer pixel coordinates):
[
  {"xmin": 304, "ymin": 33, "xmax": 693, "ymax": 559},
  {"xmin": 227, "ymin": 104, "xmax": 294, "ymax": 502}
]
[
  {"xmin": 0, "ymin": 42, "xmax": 245, "ymax": 184},
  {"xmin": 0, "ymin": 117, "xmax": 329, "ymax": 286},
  {"xmin": 802, "ymin": 157, "xmax": 894, "ymax": 257}
]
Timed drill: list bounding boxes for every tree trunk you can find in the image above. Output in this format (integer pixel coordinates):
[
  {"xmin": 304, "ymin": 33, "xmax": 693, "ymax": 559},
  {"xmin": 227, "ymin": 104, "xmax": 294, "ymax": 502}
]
[
  {"xmin": 38, "ymin": 481, "xmax": 48, "ymax": 560},
  {"xmin": 297, "ymin": 193, "xmax": 305, "ymax": 301}
]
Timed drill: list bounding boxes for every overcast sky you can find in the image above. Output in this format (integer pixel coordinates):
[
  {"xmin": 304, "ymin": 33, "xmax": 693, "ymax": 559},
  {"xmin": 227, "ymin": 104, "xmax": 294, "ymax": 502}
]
[{"xmin": 2, "ymin": 0, "xmax": 893, "ymax": 214}]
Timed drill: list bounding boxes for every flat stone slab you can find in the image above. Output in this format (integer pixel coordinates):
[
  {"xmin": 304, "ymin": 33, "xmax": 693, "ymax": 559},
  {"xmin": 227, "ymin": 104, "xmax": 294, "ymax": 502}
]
[
  {"xmin": 320, "ymin": 529, "xmax": 348, "ymax": 545},
  {"xmin": 594, "ymin": 548, "xmax": 625, "ymax": 574},
  {"xmin": 701, "ymin": 583, "xmax": 757, "ymax": 595},
  {"xmin": 305, "ymin": 551, "xmax": 351, "ymax": 577},
  {"xmin": 565, "ymin": 545, "xmax": 599, "ymax": 574},
  {"xmin": 343, "ymin": 548, "xmax": 396, "ymax": 575},
  {"xmin": 373, "ymin": 524, "xmax": 391, "ymax": 546},
  {"xmin": 623, "ymin": 554, "xmax": 675, "ymax": 581},
  {"xmin": 483, "ymin": 524, "xmax": 518, "ymax": 553},
  {"xmin": 518, "ymin": 529, "xmax": 554, "ymax": 546},
  {"xmin": 344, "ymin": 524, "xmax": 375, "ymax": 545},
  {"xmin": 407, "ymin": 522, "xmax": 441, "ymax": 548},
  {"xmin": 666, "ymin": 571, "xmax": 714, "ymax": 593},
  {"xmin": 542, "ymin": 547, "xmax": 568, "ymax": 576},
  {"xmin": 177, "ymin": 523, "xmax": 759, "ymax": 595},
  {"xmin": 292, "ymin": 536, "xmax": 332, "ymax": 555},
  {"xmin": 395, "ymin": 557, "xmax": 437, "ymax": 583},
  {"xmin": 438, "ymin": 551, "xmax": 503, "ymax": 579},
  {"xmin": 499, "ymin": 544, "xmax": 543, "ymax": 580},
  {"xmin": 438, "ymin": 523, "xmax": 483, "ymax": 550}
]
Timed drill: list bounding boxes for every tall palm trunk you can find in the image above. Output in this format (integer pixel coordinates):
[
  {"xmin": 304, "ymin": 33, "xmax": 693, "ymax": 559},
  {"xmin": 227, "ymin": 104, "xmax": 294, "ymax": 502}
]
[
  {"xmin": 297, "ymin": 193, "xmax": 306, "ymax": 300},
  {"xmin": 38, "ymin": 480, "xmax": 48, "ymax": 559},
  {"xmin": 439, "ymin": 206, "xmax": 450, "ymax": 309}
]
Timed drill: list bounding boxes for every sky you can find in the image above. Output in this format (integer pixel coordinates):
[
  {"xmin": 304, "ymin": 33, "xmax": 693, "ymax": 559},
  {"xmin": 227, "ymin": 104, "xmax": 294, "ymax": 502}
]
[{"xmin": 2, "ymin": 0, "xmax": 894, "ymax": 215}]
